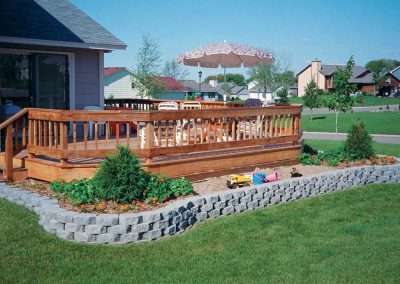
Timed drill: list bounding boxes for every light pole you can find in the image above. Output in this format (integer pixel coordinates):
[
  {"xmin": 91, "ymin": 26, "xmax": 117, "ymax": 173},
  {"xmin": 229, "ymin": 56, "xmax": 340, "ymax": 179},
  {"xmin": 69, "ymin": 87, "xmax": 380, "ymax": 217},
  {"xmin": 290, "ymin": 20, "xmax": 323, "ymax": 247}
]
[{"xmin": 198, "ymin": 70, "xmax": 202, "ymax": 96}]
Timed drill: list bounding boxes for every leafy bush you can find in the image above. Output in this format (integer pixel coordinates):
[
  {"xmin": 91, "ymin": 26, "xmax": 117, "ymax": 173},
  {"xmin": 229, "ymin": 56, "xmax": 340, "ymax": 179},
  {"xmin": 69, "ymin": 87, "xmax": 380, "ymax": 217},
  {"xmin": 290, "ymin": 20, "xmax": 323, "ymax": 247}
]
[
  {"xmin": 299, "ymin": 153, "xmax": 321, "ymax": 166},
  {"xmin": 275, "ymin": 87, "xmax": 289, "ymax": 105},
  {"xmin": 344, "ymin": 120, "xmax": 374, "ymax": 160},
  {"xmin": 303, "ymin": 143, "xmax": 318, "ymax": 155},
  {"xmin": 93, "ymin": 145, "xmax": 149, "ymax": 203},
  {"xmin": 170, "ymin": 177, "xmax": 193, "ymax": 196},
  {"xmin": 144, "ymin": 174, "xmax": 172, "ymax": 203},
  {"xmin": 50, "ymin": 178, "xmax": 97, "ymax": 205}
]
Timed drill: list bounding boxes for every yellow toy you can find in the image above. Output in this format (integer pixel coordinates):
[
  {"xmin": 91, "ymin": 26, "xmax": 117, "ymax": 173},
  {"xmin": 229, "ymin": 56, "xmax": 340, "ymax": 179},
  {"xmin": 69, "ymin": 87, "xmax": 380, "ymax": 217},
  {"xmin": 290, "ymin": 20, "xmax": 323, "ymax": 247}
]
[{"xmin": 227, "ymin": 174, "xmax": 252, "ymax": 189}]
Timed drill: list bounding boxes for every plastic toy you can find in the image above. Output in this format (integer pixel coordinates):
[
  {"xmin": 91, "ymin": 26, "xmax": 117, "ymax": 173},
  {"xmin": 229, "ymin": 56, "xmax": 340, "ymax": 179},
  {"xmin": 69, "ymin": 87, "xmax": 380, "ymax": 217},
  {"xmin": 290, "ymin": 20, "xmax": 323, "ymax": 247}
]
[
  {"xmin": 265, "ymin": 172, "xmax": 279, "ymax": 182},
  {"xmin": 290, "ymin": 167, "xmax": 302, "ymax": 178},
  {"xmin": 227, "ymin": 174, "xmax": 252, "ymax": 189}
]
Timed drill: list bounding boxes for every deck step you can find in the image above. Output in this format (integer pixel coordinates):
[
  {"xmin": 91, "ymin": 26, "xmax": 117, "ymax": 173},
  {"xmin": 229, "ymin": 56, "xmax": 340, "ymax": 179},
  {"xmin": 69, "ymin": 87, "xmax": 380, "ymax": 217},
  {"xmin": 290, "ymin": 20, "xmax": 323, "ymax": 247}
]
[{"xmin": 0, "ymin": 165, "xmax": 28, "ymax": 182}]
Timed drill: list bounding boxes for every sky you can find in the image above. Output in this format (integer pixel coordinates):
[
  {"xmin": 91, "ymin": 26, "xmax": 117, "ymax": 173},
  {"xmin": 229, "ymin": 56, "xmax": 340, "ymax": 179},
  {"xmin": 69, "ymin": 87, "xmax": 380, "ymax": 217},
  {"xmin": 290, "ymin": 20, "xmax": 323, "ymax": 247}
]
[{"xmin": 71, "ymin": 0, "xmax": 400, "ymax": 81}]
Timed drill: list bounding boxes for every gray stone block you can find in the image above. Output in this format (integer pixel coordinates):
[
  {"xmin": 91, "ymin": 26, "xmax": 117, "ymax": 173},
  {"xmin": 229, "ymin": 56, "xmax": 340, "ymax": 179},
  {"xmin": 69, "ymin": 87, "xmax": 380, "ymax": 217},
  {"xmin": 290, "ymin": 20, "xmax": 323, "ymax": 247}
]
[
  {"xmin": 259, "ymin": 198, "xmax": 270, "ymax": 207},
  {"xmin": 141, "ymin": 212, "xmax": 161, "ymax": 223},
  {"xmin": 253, "ymin": 193, "xmax": 263, "ymax": 201},
  {"xmin": 270, "ymin": 196, "xmax": 280, "ymax": 204},
  {"xmin": 256, "ymin": 186, "xmax": 267, "ymax": 194},
  {"xmin": 97, "ymin": 214, "xmax": 120, "ymax": 226},
  {"xmin": 85, "ymin": 225, "xmax": 106, "ymax": 234},
  {"xmin": 56, "ymin": 230, "xmax": 74, "ymax": 241},
  {"xmin": 43, "ymin": 226, "xmax": 56, "ymax": 234},
  {"xmin": 153, "ymin": 219, "xmax": 169, "ymax": 230},
  {"xmin": 165, "ymin": 225, "xmax": 176, "ymax": 235},
  {"xmin": 222, "ymin": 206, "xmax": 234, "ymax": 215},
  {"xmin": 247, "ymin": 201, "xmax": 258, "ymax": 210},
  {"xmin": 231, "ymin": 190, "xmax": 245, "ymax": 199},
  {"xmin": 108, "ymin": 225, "xmax": 128, "ymax": 234},
  {"xmin": 178, "ymin": 220, "xmax": 189, "ymax": 231},
  {"xmin": 371, "ymin": 170, "xmax": 382, "ymax": 176},
  {"xmin": 74, "ymin": 233, "xmax": 95, "ymax": 242},
  {"xmin": 120, "ymin": 233, "xmax": 139, "ymax": 243},
  {"xmin": 234, "ymin": 203, "xmax": 247, "ymax": 212},
  {"xmin": 172, "ymin": 214, "xmax": 183, "ymax": 224},
  {"xmin": 292, "ymin": 191, "xmax": 301, "ymax": 200},
  {"xmin": 264, "ymin": 191, "xmax": 273, "ymax": 199},
  {"xmin": 219, "ymin": 192, "xmax": 233, "ymax": 202},
  {"xmin": 244, "ymin": 188, "xmax": 256, "ymax": 196},
  {"xmin": 275, "ymin": 188, "xmax": 284, "ymax": 196},
  {"xmin": 49, "ymin": 219, "xmax": 65, "ymax": 230},
  {"xmin": 64, "ymin": 223, "xmax": 83, "ymax": 233},
  {"xmin": 208, "ymin": 209, "xmax": 220, "ymax": 218},
  {"xmin": 227, "ymin": 198, "xmax": 239, "ymax": 206},
  {"xmin": 56, "ymin": 211, "xmax": 78, "ymax": 223},
  {"xmin": 96, "ymin": 234, "xmax": 117, "ymax": 243},
  {"xmin": 378, "ymin": 176, "xmax": 389, "ymax": 182},
  {"xmin": 131, "ymin": 223, "xmax": 149, "ymax": 233},
  {"xmin": 204, "ymin": 195, "xmax": 219, "ymax": 204},
  {"xmin": 239, "ymin": 195, "xmax": 251, "ymax": 204},
  {"xmin": 196, "ymin": 212, "xmax": 207, "ymax": 221},
  {"xmin": 200, "ymin": 203, "xmax": 213, "ymax": 212},
  {"xmin": 285, "ymin": 187, "xmax": 294, "ymax": 194},
  {"xmin": 214, "ymin": 201, "xmax": 226, "ymax": 210},
  {"xmin": 281, "ymin": 194, "xmax": 291, "ymax": 203},
  {"xmin": 75, "ymin": 214, "xmax": 97, "ymax": 225}
]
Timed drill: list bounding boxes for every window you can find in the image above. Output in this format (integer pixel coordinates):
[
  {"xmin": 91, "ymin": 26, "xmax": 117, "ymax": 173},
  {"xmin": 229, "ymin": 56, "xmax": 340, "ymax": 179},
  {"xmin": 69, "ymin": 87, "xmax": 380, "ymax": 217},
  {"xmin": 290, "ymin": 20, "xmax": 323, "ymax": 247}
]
[
  {"xmin": 131, "ymin": 82, "xmax": 135, "ymax": 89},
  {"xmin": 208, "ymin": 93, "xmax": 215, "ymax": 99}
]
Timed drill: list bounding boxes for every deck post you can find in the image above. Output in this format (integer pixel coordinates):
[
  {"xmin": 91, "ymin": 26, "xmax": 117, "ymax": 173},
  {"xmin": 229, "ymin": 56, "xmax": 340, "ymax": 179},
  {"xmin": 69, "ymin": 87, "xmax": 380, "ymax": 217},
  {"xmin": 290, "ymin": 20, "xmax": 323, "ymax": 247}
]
[
  {"xmin": 60, "ymin": 122, "xmax": 69, "ymax": 167},
  {"xmin": 144, "ymin": 121, "xmax": 154, "ymax": 164},
  {"xmin": 28, "ymin": 119, "xmax": 35, "ymax": 159},
  {"xmin": 4, "ymin": 124, "xmax": 13, "ymax": 182}
]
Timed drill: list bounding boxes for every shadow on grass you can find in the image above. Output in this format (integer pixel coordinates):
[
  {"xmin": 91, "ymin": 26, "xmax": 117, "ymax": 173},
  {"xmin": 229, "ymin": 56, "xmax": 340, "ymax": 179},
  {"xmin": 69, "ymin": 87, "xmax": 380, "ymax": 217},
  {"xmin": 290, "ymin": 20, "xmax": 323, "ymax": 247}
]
[{"xmin": 310, "ymin": 116, "xmax": 327, "ymax": 120}]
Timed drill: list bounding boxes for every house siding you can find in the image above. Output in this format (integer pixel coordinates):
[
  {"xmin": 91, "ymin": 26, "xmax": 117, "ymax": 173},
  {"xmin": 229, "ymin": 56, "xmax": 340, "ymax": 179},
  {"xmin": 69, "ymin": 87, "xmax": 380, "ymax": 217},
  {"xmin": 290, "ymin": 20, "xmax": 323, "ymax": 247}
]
[{"xmin": 104, "ymin": 72, "xmax": 140, "ymax": 99}]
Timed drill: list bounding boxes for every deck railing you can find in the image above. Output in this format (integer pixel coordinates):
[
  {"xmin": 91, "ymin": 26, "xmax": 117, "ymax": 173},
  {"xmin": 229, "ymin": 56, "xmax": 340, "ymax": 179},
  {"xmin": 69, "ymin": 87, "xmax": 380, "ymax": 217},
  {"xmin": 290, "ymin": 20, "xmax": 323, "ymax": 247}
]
[
  {"xmin": 1, "ymin": 104, "xmax": 301, "ymax": 179},
  {"xmin": 104, "ymin": 98, "xmax": 243, "ymax": 110}
]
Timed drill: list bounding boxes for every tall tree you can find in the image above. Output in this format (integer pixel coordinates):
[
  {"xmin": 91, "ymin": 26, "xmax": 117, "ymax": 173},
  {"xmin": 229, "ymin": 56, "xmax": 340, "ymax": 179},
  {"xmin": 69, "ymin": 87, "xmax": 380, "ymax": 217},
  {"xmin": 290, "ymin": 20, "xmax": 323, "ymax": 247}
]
[
  {"xmin": 365, "ymin": 59, "xmax": 400, "ymax": 84},
  {"xmin": 325, "ymin": 56, "xmax": 357, "ymax": 141},
  {"xmin": 162, "ymin": 59, "xmax": 189, "ymax": 80},
  {"xmin": 134, "ymin": 35, "xmax": 164, "ymax": 98},
  {"xmin": 303, "ymin": 78, "xmax": 321, "ymax": 121},
  {"xmin": 248, "ymin": 62, "xmax": 280, "ymax": 99}
]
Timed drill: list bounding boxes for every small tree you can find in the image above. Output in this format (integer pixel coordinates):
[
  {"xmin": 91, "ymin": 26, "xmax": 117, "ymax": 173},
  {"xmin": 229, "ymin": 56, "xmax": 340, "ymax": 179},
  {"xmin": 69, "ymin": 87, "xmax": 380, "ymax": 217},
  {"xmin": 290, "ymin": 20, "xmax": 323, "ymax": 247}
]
[
  {"xmin": 134, "ymin": 35, "xmax": 164, "ymax": 98},
  {"xmin": 344, "ymin": 120, "xmax": 374, "ymax": 160},
  {"xmin": 275, "ymin": 87, "xmax": 289, "ymax": 105},
  {"xmin": 303, "ymin": 78, "xmax": 321, "ymax": 120},
  {"xmin": 162, "ymin": 59, "xmax": 189, "ymax": 80},
  {"xmin": 248, "ymin": 62, "xmax": 280, "ymax": 100},
  {"xmin": 325, "ymin": 56, "xmax": 357, "ymax": 142}
]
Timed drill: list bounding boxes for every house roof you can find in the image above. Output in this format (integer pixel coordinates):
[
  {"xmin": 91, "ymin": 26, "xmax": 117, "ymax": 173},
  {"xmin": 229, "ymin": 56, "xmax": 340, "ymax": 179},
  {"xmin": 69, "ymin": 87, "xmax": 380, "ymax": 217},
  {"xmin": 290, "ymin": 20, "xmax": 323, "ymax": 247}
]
[
  {"xmin": 249, "ymin": 84, "xmax": 271, "ymax": 93},
  {"xmin": 391, "ymin": 65, "xmax": 400, "ymax": 81},
  {"xmin": 0, "ymin": 0, "xmax": 126, "ymax": 50},
  {"xmin": 180, "ymin": 80, "xmax": 220, "ymax": 93},
  {"xmin": 104, "ymin": 67, "xmax": 124, "ymax": 77},
  {"xmin": 230, "ymin": 85, "xmax": 249, "ymax": 96},
  {"xmin": 156, "ymin": 77, "xmax": 187, "ymax": 92}
]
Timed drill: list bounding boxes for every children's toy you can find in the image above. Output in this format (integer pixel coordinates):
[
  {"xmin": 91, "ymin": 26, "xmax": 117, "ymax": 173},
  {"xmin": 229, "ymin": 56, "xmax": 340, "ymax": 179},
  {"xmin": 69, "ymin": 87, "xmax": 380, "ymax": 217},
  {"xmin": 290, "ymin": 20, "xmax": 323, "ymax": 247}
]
[
  {"xmin": 252, "ymin": 171, "xmax": 266, "ymax": 185},
  {"xmin": 227, "ymin": 174, "xmax": 252, "ymax": 189},
  {"xmin": 290, "ymin": 167, "xmax": 302, "ymax": 178},
  {"xmin": 265, "ymin": 172, "xmax": 279, "ymax": 182}
]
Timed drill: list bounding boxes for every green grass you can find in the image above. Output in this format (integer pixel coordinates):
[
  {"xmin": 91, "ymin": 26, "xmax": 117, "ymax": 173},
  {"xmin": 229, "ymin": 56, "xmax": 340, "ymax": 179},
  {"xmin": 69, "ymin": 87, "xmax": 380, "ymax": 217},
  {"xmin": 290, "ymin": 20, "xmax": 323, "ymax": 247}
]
[
  {"xmin": 302, "ymin": 111, "xmax": 400, "ymax": 134},
  {"xmin": 305, "ymin": 139, "xmax": 400, "ymax": 157},
  {"xmin": 1, "ymin": 183, "xmax": 400, "ymax": 283},
  {"xmin": 289, "ymin": 95, "xmax": 400, "ymax": 107}
]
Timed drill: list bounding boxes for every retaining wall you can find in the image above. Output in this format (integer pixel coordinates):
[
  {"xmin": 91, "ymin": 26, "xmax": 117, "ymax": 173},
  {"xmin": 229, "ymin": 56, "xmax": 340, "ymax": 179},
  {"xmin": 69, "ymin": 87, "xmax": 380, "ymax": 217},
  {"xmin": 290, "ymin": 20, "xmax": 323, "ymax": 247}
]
[{"xmin": 1, "ymin": 164, "xmax": 400, "ymax": 244}]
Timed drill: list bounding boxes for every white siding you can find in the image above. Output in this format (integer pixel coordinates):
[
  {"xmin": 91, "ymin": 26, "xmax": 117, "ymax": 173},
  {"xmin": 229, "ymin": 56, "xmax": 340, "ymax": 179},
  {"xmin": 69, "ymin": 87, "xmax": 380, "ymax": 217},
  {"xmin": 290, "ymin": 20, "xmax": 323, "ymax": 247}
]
[
  {"xmin": 104, "ymin": 74, "xmax": 141, "ymax": 99},
  {"xmin": 248, "ymin": 91, "xmax": 273, "ymax": 101}
]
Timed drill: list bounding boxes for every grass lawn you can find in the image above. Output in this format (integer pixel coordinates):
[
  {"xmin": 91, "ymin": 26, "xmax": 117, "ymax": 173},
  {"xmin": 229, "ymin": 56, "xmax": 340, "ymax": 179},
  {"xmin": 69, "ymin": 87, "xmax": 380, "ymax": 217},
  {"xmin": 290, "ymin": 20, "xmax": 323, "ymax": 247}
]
[
  {"xmin": 305, "ymin": 139, "xmax": 400, "ymax": 157},
  {"xmin": 302, "ymin": 111, "xmax": 400, "ymax": 134},
  {"xmin": 1, "ymin": 183, "xmax": 400, "ymax": 283},
  {"xmin": 289, "ymin": 95, "xmax": 400, "ymax": 107}
]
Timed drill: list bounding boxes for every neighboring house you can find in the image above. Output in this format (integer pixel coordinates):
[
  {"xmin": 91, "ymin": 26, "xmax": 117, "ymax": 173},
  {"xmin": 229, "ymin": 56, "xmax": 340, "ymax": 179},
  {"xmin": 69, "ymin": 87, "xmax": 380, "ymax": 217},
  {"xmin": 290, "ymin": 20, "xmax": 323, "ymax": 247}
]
[
  {"xmin": 392, "ymin": 66, "xmax": 400, "ymax": 81},
  {"xmin": 378, "ymin": 69, "xmax": 400, "ymax": 96},
  {"xmin": 104, "ymin": 67, "xmax": 141, "ymax": 99},
  {"xmin": 230, "ymin": 85, "xmax": 249, "ymax": 101},
  {"xmin": 0, "ymin": 0, "xmax": 126, "ymax": 119},
  {"xmin": 180, "ymin": 80, "xmax": 224, "ymax": 101},
  {"xmin": 153, "ymin": 77, "xmax": 188, "ymax": 100},
  {"xmin": 288, "ymin": 84, "xmax": 298, "ymax": 97},
  {"xmin": 297, "ymin": 60, "xmax": 375, "ymax": 97},
  {"xmin": 247, "ymin": 81, "xmax": 274, "ymax": 101}
]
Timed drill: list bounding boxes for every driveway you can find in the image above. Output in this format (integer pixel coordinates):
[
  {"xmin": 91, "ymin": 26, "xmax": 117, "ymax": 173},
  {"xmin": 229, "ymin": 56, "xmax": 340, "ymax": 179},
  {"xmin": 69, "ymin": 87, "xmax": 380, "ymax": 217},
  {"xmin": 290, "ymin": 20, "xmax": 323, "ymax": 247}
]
[{"xmin": 303, "ymin": 131, "xmax": 400, "ymax": 144}]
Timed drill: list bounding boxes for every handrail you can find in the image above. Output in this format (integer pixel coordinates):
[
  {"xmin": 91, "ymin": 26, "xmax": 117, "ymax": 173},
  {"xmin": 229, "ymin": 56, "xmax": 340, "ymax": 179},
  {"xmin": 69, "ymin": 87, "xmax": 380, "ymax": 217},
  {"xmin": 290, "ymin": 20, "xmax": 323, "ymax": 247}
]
[{"xmin": 0, "ymin": 108, "xmax": 29, "ymax": 130}]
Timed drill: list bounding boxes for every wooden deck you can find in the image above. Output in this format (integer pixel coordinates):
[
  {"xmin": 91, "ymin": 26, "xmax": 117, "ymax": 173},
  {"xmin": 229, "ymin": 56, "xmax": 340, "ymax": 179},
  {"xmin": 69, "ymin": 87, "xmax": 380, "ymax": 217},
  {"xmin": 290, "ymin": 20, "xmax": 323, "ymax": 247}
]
[{"xmin": 0, "ymin": 101, "xmax": 302, "ymax": 182}]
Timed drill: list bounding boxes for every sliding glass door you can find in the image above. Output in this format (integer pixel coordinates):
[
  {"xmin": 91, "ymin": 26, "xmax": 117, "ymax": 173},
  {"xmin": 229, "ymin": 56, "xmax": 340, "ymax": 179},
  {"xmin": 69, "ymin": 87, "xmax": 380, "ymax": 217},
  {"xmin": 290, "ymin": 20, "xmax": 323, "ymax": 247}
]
[{"xmin": 35, "ymin": 54, "xmax": 69, "ymax": 110}]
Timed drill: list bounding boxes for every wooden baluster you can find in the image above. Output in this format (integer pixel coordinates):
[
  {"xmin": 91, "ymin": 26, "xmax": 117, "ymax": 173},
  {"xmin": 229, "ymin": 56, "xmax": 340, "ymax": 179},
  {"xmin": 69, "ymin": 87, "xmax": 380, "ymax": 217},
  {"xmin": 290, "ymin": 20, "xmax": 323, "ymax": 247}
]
[
  {"xmin": 274, "ymin": 115, "xmax": 279, "ymax": 136},
  {"xmin": 4, "ymin": 125, "xmax": 13, "ymax": 182},
  {"xmin": 144, "ymin": 121, "xmax": 154, "ymax": 164},
  {"xmin": 298, "ymin": 114, "xmax": 301, "ymax": 135},
  {"xmin": 83, "ymin": 122, "xmax": 87, "ymax": 150},
  {"xmin": 157, "ymin": 122, "xmax": 162, "ymax": 147},
  {"xmin": 243, "ymin": 118, "xmax": 247, "ymax": 140},
  {"xmin": 279, "ymin": 115, "xmax": 283, "ymax": 136},
  {"xmin": 126, "ymin": 122, "xmax": 130, "ymax": 146},
  {"xmin": 14, "ymin": 121, "xmax": 19, "ymax": 149},
  {"xmin": 43, "ymin": 121, "xmax": 48, "ymax": 147},
  {"xmin": 200, "ymin": 119, "xmax": 204, "ymax": 143},
  {"xmin": 284, "ymin": 115, "xmax": 288, "ymax": 135},
  {"xmin": 207, "ymin": 119, "xmax": 211, "ymax": 143},
  {"xmin": 28, "ymin": 119, "xmax": 35, "ymax": 160},
  {"xmin": 165, "ymin": 121, "xmax": 169, "ymax": 147},
  {"xmin": 95, "ymin": 122, "xmax": 99, "ymax": 149},
  {"xmin": 105, "ymin": 122, "xmax": 109, "ymax": 148},
  {"xmin": 173, "ymin": 120, "xmax": 177, "ymax": 146},
  {"xmin": 54, "ymin": 122, "xmax": 58, "ymax": 148},
  {"xmin": 73, "ymin": 122, "xmax": 77, "ymax": 150},
  {"xmin": 38, "ymin": 120, "xmax": 42, "ymax": 146},
  {"xmin": 232, "ymin": 119, "xmax": 236, "ymax": 141},
  {"xmin": 180, "ymin": 119, "xmax": 184, "ymax": 146},
  {"xmin": 193, "ymin": 119, "xmax": 197, "ymax": 145},
  {"xmin": 33, "ymin": 120, "xmax": 37, "ymax": 146},
  {"xmin": 60, "ymin": 122, "xmax": 68, "ymax": 166},
  {"xmin": 116, "ymin": 122, "xmax": 119, "ymax": 145},
  {"xmin": 269, "ymin": 116, "xmax": 274, "ymax": 137},
  {"xmin": 22, "ymin": 117, "xmax": 26, "ymax": 146},
  {"xmin": 48, "ymin": 121, "xmax": 53, "ymax": 148},
  {"xmin": 213, "ymin": 121, "xmax": 217, "ymax": 143},
  {"xmin": 264, "ymin": 117, "xmax": 268, "ymax": 138},
  {"xmin": 224, "ymin": 118, "xmax": 229, "ymax": 142}
]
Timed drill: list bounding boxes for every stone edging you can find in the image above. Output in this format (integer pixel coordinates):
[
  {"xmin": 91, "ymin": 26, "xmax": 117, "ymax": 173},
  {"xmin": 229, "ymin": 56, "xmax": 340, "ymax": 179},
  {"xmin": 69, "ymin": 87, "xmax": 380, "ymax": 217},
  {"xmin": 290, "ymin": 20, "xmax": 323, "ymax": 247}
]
[{"xmin": 1, "ymin": 164, "xmax": 400, "ymax": 244}]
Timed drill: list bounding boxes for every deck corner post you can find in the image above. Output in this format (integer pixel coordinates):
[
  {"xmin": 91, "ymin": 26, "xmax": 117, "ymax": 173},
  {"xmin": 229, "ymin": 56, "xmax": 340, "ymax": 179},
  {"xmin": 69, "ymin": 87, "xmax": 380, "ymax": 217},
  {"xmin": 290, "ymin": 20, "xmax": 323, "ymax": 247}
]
[
  {"xmin": 4, "ymin": 124, "xmax": 14, "ymax": 182},
  {"xmin": 60, "ymin": 122, "xmax": 69, "ymax": 167}
]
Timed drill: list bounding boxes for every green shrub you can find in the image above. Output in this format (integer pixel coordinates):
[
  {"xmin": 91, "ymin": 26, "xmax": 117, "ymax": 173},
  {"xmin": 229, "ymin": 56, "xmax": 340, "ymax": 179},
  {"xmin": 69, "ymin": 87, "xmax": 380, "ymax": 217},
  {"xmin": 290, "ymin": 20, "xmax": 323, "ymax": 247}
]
[
  {"xmin": 344, "ymin": 120, "xmax": 374, "ymax": 160},
  {"xmin": 299, "ymin": 153, "xmax": 321, "ymax": 166},
  {"xmin": 144, "ymin": 174, "xmax": 172, "ymax": 203},
  {"xmin": 303, "ymin": 143, "xmax": 318, "ymax": 155},
  {"xmin": 275, "ymin": 87, "xmax": 289, "ymax": 105},
  {"xmin": 50, "ymin": 178, "xmax": 97, "ymax": 205},
  {"xmin": 93, "ymin": 145, "xmax": 148, "ymax": 203},
  {"xmin": 170, "ymin": 177, "xmax": 193, "ymax": 196}
]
